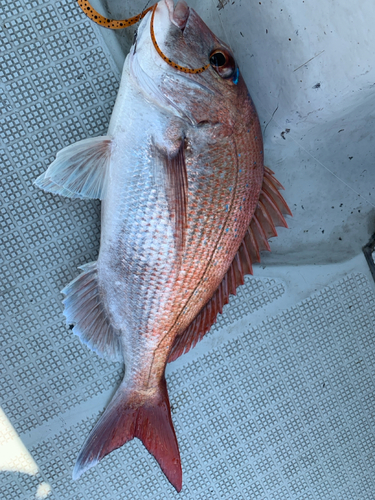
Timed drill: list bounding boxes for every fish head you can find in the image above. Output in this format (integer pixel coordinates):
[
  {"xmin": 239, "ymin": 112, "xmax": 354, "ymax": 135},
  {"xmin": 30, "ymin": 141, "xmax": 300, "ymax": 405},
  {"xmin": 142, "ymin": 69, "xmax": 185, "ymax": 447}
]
[{"xmin": 131, "ymin": 0, "xmax": 253, "ymax": 130}]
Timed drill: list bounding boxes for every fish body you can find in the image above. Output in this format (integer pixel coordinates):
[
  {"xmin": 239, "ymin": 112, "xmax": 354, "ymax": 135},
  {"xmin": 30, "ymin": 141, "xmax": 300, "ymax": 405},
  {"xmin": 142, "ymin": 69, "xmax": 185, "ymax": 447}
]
[
  {"xmin": 35, "ymin": 0, "xmax": 291, "ymax": 491},
  {"xmin": 100, "ymin": 10, "xmax": 263, "ymax": 386}
]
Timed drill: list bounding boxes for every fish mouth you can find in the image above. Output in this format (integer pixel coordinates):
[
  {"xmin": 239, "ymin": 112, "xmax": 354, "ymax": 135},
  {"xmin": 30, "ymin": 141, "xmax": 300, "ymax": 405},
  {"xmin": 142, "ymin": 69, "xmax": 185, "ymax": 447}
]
[{"xmin": 165, "ymin": 0, "xmax": 190, "ymax": 30}]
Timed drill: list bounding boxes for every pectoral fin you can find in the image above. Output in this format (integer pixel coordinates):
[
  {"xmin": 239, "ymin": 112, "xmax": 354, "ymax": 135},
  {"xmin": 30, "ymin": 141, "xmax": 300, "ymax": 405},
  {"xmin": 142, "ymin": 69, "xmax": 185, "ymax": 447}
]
[
  {"xmin": 156, "ymin": 140, "xmax": 188, "ymax": 255},
  {"xmin": 34, "ymin": 136, "xmax": 112, "ymax": 199},
  {"xmin": 35, "ymin": 175, "xmax": 85, "ymax": 199}
]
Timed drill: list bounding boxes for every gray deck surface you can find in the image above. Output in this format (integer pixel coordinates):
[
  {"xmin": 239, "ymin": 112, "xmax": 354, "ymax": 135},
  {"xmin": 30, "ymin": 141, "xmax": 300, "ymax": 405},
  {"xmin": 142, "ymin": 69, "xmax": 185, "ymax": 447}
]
[{"xmin": 1, "ymin": 1, "xmax": 375, "ymax": 499}]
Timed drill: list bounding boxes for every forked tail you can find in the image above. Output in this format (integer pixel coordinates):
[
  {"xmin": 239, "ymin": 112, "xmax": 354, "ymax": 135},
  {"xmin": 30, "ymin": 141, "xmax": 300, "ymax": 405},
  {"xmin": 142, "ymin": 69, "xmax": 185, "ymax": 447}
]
[{"xmin": 72, "ymin": 376, "xmax": 182, "ymax": 492}]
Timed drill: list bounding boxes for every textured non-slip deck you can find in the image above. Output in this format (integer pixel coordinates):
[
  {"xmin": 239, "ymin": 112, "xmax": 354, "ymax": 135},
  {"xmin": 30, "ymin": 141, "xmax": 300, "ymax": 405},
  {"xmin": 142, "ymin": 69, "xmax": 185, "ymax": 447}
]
[{"xmin": 0, "ymin": 1, "xmax": 375, "ymax": 499}]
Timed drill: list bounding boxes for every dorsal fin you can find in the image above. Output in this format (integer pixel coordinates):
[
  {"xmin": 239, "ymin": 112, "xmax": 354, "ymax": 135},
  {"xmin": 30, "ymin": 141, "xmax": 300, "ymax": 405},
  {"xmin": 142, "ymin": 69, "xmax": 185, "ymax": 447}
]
[{"xmin": 168, "ymin": 167, "xmax": 291, "ymax": 362}]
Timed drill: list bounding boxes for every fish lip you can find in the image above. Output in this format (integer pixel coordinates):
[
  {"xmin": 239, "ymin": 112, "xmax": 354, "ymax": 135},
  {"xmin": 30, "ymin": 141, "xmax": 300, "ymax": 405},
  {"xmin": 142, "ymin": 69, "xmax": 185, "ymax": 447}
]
[
  {"xmin": 165, "ymin": 0, "xmax": 190, "ymax": 30},
  {"xmin": 164, "ymin": 0, "xmax": 174, "ymax": 16}
]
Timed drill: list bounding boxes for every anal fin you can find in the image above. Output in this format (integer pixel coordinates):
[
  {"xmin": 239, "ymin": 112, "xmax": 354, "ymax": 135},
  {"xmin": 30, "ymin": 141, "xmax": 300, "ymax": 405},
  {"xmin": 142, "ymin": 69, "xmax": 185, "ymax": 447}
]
[{"xmin": 62, "ymin": 262, "xmax": 122, "ymax": 362}]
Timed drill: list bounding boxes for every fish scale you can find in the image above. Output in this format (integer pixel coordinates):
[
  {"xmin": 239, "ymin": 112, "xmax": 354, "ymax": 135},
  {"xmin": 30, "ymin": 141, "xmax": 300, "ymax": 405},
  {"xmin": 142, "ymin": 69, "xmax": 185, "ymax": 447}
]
[
  {"xmin": 101, "ymin": 130, "xmax": 176, "ymax": 335},
  {"xmin": 170, "ymin": 129, "xmax": 263, "ymax": 333},
  {"xmin": 35, "ymin": 0, "xmax": 291, "ymax": 492}
]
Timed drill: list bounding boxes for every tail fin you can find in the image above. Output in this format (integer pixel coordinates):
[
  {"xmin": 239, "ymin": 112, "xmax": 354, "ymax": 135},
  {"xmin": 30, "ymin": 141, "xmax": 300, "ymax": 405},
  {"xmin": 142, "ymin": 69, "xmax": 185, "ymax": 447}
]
[{"xmin": 72, "ymin": 377, "xmax": 182, "ymax": 492}]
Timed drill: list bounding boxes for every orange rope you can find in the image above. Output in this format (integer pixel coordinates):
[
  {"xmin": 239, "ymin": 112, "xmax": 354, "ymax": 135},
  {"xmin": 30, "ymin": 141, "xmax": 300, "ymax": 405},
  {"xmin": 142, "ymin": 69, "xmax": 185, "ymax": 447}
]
[
  {"xmin": 77, "ymin": 0, "xmax": 153, "ymax": 29},
  {"xmin": 77, "ymin": 0, "xmax": 209, "ymax": 74}
]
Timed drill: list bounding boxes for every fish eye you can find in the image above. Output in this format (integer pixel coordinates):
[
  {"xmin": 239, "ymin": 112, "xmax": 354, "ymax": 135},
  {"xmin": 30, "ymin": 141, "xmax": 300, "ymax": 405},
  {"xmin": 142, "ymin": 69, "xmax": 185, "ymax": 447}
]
[
  {"xmin": 210, "ymin": 52, "xmax": 226, "ymax": 67},
  {"xmin": 209, "ymin": 48, "xmax": 236, "ymax": 79}
]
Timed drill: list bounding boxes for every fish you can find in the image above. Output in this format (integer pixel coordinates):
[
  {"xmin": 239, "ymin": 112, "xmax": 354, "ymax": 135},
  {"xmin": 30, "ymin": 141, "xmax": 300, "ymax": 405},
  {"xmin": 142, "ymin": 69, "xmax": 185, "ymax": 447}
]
[{"xmin": 35, "ymin": 0, "xmax": 292, "ymax": 492}]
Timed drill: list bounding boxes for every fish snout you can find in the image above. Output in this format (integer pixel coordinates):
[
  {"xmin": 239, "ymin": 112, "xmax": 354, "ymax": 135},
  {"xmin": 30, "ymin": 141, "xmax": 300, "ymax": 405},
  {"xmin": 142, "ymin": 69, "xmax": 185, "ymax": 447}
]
[{"xmin": 165, "ymin": 0, "xmax": 190, "ymax": 30}]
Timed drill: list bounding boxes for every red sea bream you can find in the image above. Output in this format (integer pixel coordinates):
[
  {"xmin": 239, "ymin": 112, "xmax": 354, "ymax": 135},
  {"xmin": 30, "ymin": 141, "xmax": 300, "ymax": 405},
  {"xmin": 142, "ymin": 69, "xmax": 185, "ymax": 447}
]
[{"xmin": 36, "ymin": 0, "xmax": 291, "ymax": 491}]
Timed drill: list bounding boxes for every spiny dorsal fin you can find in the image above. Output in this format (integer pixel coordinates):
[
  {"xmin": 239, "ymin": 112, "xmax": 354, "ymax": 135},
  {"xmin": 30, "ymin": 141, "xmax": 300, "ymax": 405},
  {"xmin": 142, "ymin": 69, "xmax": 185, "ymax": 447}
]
[
  {"xmin": 62, "ymin": 262, "xmax": 122, "ymax": 361},
  {"xmin": 168, "ymin": 167, "xmax": 291, "ymax": 362},
  {"xmin": 35, "ymin": 136, "xmax": 112, "ymax": 199}
]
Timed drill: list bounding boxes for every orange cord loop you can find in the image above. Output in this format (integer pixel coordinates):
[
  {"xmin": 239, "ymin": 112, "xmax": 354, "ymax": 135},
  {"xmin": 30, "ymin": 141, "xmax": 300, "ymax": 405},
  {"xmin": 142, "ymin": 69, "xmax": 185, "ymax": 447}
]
[
  {"xmin": 149, "ymin": 5, "xmax": 209, "ymax": 74},
  {"xmin": 77, "ymin": 0, "xmax": 153, "ymax": 29},
  {"xmin": 77, "ymin": 1, "xmax": 209, "ymax": 74}
]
